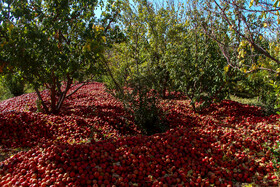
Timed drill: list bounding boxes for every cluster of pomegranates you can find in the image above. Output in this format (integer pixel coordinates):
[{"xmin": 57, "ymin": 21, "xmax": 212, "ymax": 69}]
[{"xmin": 0, "ymin": 82, "xmax": 279, "ymax": 186}]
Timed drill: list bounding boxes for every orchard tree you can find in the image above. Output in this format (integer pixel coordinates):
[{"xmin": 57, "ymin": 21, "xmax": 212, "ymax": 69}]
[
  {"xmin": 190, "ymin": 0, "xmax": 280, "ymax": 74},
  {"xmin": 106, "ymin": 0, "xmax": 227, "ymax": 116},
  {"xmin": 0, "ymin": 0, "xmax": 114, "ymax": 113},
  {"xmin": 107, "ymin": 0, "xmax": 187, "ymax": 97},
  {"xmin": 138, "ymin": 0, "xmax": 187, "ymax": 98},
  {"xmin": 104, "ymin": 0, "xmax": 185, "ymax": 134},
  {"xmin": 166, "ymin": 18, "xmax": 228, "ymax": 111},
  {"xmin": 188, "ymin": 0, "xmax": 280, "ymax": 109}
]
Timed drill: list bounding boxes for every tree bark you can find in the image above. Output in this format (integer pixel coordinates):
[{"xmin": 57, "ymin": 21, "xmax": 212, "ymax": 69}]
[
  {"xmin": 56, "ymin": 76, "xmax": 72, "ymax": 112},
  {"xmin": 34, "ymin": 87, "xmax": 49, "ymax": 114}
]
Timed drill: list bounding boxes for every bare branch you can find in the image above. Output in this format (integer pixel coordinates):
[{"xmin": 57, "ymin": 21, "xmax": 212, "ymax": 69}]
[
  {"xmin": 56, "ymin": 75, "xmax": 72, "ymax": 111},
  {"xmin": 66, "ymin": 82, "xmax": 88, "ymax": 98},
  {"xmin": 34, "ymin": 87, "xmax": 49, "ymax": 113},
  {"xmin": 212, "ymin": 0, "xmax": 280, "ymax": 65}
]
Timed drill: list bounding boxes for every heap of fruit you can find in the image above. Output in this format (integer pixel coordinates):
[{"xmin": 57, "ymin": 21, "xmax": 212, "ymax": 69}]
[{"xmin": 0, "ymin": 82, "xmax": 280, "ymax": 186}]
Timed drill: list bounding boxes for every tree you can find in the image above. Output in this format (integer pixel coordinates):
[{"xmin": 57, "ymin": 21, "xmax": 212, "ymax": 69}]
[
  {"xmin": 187, "ymin": 0, "xmax": 280, "ymax": 109},
  {"xmin": 104, "ymin": 0, "xmax": 176, "ymax": 134},
  {"xmin": 190, "ymin": 0, "xmax": 280, "ymax": 74},
  {"xmin": 166, "ymin": 19, "xmax": 227, "ymax": 111},
  {"xmin": 0, "ymin": 0, "xmax": 108, "ymax": 114},
  {"xmin": 138, "ymin": 0, "xmax": 186, "ymax": 98},
  {"xmin": 106, "ymin": 0, "xmax": 227, "ymax": 117}
]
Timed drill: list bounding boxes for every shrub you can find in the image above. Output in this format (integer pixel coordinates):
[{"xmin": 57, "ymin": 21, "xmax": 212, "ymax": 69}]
[
  {"xmin": 2, "ymin": 73, "xmax": 25, "ymax": 97},
  {"xmin": 108, "ymin": 75, "xmax": 169, "ymax": 135}
]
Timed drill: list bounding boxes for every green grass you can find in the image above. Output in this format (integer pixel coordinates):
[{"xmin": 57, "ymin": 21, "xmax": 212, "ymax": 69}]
[
  {"xmin": 230, "ymin": 95, "xmax": 262, "ymax": 106},
  {"xmin": 230, "ymin": 94, "xmax": 278, "ymax": 115},
  {"xmin": 0, "ymin": 84, "xmax": 35, "ymax": 101},
  {"xmin": 0, "ymin": 86, "xmax": 13, "ymax": 101}
]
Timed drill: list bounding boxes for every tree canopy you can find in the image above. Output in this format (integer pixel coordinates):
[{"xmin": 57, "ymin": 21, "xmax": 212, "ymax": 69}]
[
  {"xmin": 0, "ymin": 0, "xmax": 109, "ymax": 113},
  {"xmin": 1, "ymin": 0, "xmax": 280, "ymax": 114}
]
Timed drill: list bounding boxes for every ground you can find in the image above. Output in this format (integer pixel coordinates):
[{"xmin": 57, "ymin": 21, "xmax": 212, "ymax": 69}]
[{"xmin": 0, "ymin": 82, "xmax": 280, "ymax": 186}]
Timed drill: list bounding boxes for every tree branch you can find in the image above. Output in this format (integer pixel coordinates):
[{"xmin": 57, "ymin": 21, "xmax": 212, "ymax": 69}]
[
  {"xmin": 34, "ymin": 87, "xmax": 49, "ymax": 113},
  {"xmin": 66, "ymin": 82, "xmax": 88, "ymax": 98},
  {"xmin": 213, "ymin": 0, "xmax": 280, "ymax": 65},
  {"xmin": 56, "ymin": 75, "xmax": 72, "ymax": 112}
]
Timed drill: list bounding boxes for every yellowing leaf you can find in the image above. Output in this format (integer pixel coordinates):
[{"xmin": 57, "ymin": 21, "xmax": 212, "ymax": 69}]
[
  {"xmin": 87, "ymin": 44, "xmax": 91, "ymax": 51},
  {"xmin": 83, "ymin": 43, "xmax": 91, "ymax": 52},
  {"xmin": 8, "ymin": 23, "xmax": 14, "ymax": 31},
  {"xmin": 244, "ymin": 184, "xmax": 253, "ymax": 187},
  {"xmin": 259, "ymin": 35, "xmax": 263, "ymax": 40},
  {"xmin": 249, "ymin": 0, "xmax": 254, "ymax": 7},
  {"xmin": 0, "ymin": 42, "xmax": 5, "ymax": 48},
  {"xmin": 224, "ymin": 65, "xmax": 230, "ymax": 73},
  {"xmin": 93, "ymin": 25, "xmax": 105, "ymax": 32},
  {"xmin": 252, "ymin": 64, "xmax": 258, "ymax": 70},
  {"xmin": 240, "ymin": 40, "xmax": 246, "ymax": 47},
  {"xmin": 273, "ymin": 0, "xmax": 280, "ymax": 7},
  {"xmin": 263, "ymin": 23, "xmax": 268, "ymax": 28},
  {"xmin": 238, "ymin": 50, "xmax": 245, "ymax": 58},
  {"xmin": 102, "ymin": 36, "xmax": 106, "ymax": 42}
]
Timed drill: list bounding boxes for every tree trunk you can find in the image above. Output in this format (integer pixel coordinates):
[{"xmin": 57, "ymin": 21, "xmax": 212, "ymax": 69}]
[
  {"xmin": 34, "ymin": 87, "xmax": 49, "ymax": 113},
  {"xmin": 50, "ymin": 84, "xmax": 57, "ymax": 114},
  {"xmin": 48, "ymin": 70, "xmax": 57, "ymax": 113},
  {"xmin": 56, "ymin": 76, "xmax": 72, "ymax": 112}
]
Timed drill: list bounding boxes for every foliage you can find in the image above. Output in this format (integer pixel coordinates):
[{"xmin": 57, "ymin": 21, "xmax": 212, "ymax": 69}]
[
  {"xmin": 105, "ymin": 44, "xmax": 168, "ymax": 135},
  {"xmin": 106, "ymin": 0, "xmax": 228, "ymax": 114},
  {"xmin": 270, "ymin": 141, "xmax": 280, "ymax": 172},
  {"xmin": 0, "ymin": 83, "xmax": 13, "ymax": 101},
  {"xmin": 0, "ymin": 0, "xmax": 109, "ymax": 113},
  {"xmin": 194, "ymin": 0, "xmax": 280, "ymax": 69},
  {"xmin": 264, "ymin": 79, "xmax": 280, "ymax": 112},
  {"xmin": 187, "ymin": 0, "xmax": 280, "ymax": 110},
  {"xmin": 112, "ymin": 78, "xmax": 168, "ymax": 135},
  {"xmin": 167, "ymin": 27, "xmax": 228, "ymax": 111},
  {"xmin": 230, "ymin": 95, "xmax": 260, "ymax": 106},
  {"xmin": 105, "ymin": 0, "xmax": 170, "ymax": 134},
  {"xmin": 1, "ymin": 73, "xmax": 25, "ymax": 97}
]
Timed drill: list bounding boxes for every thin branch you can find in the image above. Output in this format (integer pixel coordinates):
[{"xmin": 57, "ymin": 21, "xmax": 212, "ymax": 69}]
[
  {"xmin": 34, "ymin": 87, "xmax": 49, "ymax": 113},
  {"xmin": 104, "ymin": 11, "xmax": 120, "ymax": 33},
  {"xmin": 66, "ymin": 82, "xmax": 88, "ymax": 98},
  {"xmin": 244, "ymin": 65, "xmax": 278, "ymax": 74},
  {"xmin": 56, "ymin": 75, "xmax": 72, "ymax": 111},
  {"xmin": 213, "ymin": 0, "xmax": 280, "ymax": 65},
  {"xmin": 59, "ymin": 30, "xmax": 70, "ymax": 46},
  {"xmin": 102, "ymin": 57, "xmax": 123, "ymax": 93},
  {"xmin": 229, "ymin": 0, "xmax": 280, "ymax": 13}
]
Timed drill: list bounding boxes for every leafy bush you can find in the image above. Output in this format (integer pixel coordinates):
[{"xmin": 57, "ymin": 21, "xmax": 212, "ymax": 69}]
[
  {"xmin": 270, "ymin": 141, "xmax": 280, "ymax": 173},
  {"xmin": 0, "ymin": 82, "xmax": 13, "ymax": 100},
  {"xmin": 256, "ymin": 76, "xmax": 280, "ymax": 114},
  {"xmin": 107, "ymin": 73, "xmax": 168, "ymax": 135},
  {"xmin": 2, "ymin": 73, "xmax": 25, "ymax": 97},
  {"xmin": 167, "ymin": 31, "xmax": 228, "ymax": 112}
]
